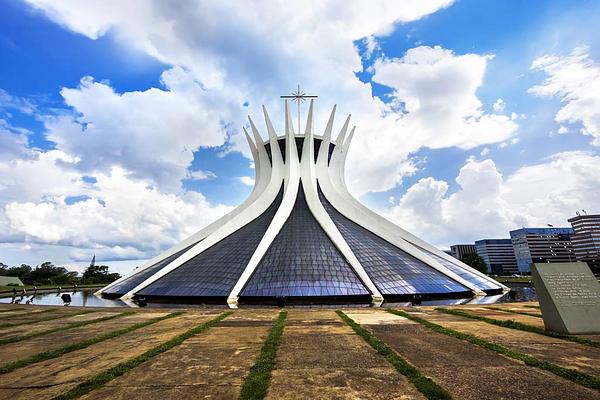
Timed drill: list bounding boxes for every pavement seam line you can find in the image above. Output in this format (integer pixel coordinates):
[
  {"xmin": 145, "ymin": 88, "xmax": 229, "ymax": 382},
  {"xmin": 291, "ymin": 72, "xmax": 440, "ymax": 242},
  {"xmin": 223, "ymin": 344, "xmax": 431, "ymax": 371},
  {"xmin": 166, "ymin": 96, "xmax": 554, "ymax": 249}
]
[
  {"xmin": 436, "ymin": 307, "xmax": 600, "ymax": 349},
  {"xmin": 483, "ymin": 306, "xmax": 543, "ymax": 318},
  {"xmin": 387, "ymin": 309, "xmax": 600, "ymax": 391},
  {"xmin": 0, "ymin": 311, "xmax": 136, "ymax": 346},
  {"xmin": 336, "ymin": 310, "xmax": 453, "ymax": 400},
  {"xmin": 51, "ymin": 311, "xmax": 234, "ymax": 400},
  {"xmin": 238, "ymin": 310, "xmax": 288, "ymax": 400},
  {"xmin": 0, "ymin": 309, "xmax": 99, "ymax": 329},
  {"xmin": 0, "ymin": 311, "xmax": 183, "ymax": 374}
]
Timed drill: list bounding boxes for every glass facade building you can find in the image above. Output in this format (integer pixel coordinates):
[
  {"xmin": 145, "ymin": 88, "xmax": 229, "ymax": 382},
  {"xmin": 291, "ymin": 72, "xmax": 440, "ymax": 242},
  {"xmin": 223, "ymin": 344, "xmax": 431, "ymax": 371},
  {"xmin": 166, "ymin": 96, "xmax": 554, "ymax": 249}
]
[{"xmin": 99, "ymin": 103, "xmax": 506, "ymax": 305}]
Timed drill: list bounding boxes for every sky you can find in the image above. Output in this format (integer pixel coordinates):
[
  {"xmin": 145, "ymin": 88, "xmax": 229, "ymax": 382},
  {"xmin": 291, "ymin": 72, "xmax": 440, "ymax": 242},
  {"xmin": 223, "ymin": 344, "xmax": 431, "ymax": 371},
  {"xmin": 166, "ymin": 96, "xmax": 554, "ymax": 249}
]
[{"xmin": 1, "ymin": 0, "xmax": 599, "ymax": 275}]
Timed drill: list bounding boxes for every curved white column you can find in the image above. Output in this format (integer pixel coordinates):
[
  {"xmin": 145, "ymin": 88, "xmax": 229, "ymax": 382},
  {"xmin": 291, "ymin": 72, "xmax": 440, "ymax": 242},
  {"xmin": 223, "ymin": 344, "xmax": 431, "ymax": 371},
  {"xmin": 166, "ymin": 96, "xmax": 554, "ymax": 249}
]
[
  {"xmin": 119, "ymin": 107, "xmax": 285, "ymax": 300},
  {"xmin": 316, "ymin": 109, "xmax": 487, "ymax": 295},
  {"xmin": 98, "ymin": 126, "xmax": 271, "ymax": 295},
  {"xmin": 327, "ymin": 121, "xmax": 506, "ymax": 292},
  {"xmin": 227, "ymin": 100, "xmax": 301, "ymax": 308},
  {"xmin": 301, "ymin": 101, "xmax": 383, "ymax": 305}
]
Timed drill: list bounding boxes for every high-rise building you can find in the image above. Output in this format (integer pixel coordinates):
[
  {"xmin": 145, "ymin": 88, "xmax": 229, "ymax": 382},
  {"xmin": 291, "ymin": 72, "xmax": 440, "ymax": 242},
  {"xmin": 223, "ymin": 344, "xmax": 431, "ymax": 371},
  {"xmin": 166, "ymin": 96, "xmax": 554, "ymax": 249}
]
[
  {"xmin": 98, "ymin": 101, "xmax": 506, "ymax": 306},
  {"xmin": 474, "ymin": 239, "xmax": 518, "ymax": 275},
  {"xmin": 568, "ymin": 213, "xmax": 600, "ymax": 267},
  {"xmin": 450, "ymin": 244, "xmax": 476, "ymax": 261},
  {"xmin": 509, "ymin": 228, "xmax": 575, "ymax": 273}
]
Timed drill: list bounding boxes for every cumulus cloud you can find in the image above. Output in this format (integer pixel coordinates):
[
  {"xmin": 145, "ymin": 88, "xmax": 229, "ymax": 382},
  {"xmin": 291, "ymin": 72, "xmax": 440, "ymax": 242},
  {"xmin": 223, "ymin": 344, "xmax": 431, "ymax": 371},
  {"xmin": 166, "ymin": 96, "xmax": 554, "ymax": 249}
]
[
  {"xmin": 384, "ymin": 152, "xmax": 600, "ymax": 247},
  {"xmin": 529, "ymin": 46, "xmax": 600, "ymax": 145},
  {"xmin": 3, "ymin": 166, "xmax": 232, "ymax": 256},
  {"xmin": 44, "ymin": 68, "xmax": 238, "ymax": 191},
  {"xmin": 236, "ymin": 176, "xmax": 255, "ymax": 186},
  {"xmin": 493, "ymin": 98, "xmax": 505, "ymax": 112},
  {"xmin": 24, "ymin": 0, "xmax": 486, "ymax": 198},
  {"xmin": 5, "ymin": 0, "xmax": 533, "ymax": 263},
  {"xmin": 371, "ymin": 46, "xmax": 517, "ymax": 150}
]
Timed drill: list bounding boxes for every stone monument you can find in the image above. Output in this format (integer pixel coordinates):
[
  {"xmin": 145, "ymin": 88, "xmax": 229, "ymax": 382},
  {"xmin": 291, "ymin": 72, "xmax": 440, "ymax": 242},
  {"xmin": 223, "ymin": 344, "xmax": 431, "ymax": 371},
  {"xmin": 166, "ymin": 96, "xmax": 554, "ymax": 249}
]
[{"xmin": 532, "ymin": 262, "xmax": 600, "ymax": 334}]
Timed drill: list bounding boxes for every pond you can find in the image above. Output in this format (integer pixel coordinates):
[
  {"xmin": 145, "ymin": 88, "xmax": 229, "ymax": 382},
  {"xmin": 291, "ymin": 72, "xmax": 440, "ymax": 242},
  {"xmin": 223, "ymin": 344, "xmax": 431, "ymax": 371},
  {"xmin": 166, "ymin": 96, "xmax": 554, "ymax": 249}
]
[{"xmin": 0, "ymin": 284, "xmax": 538, "ymax": 308}]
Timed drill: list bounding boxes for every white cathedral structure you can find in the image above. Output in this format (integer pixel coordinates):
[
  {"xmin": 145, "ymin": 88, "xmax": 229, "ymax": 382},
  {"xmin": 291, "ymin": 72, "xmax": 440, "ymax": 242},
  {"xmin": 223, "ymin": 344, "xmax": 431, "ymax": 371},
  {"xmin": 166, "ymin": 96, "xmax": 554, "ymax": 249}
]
[{"xmin": 98, "ymin": 99, "xmax": 507, "ymax": 307}]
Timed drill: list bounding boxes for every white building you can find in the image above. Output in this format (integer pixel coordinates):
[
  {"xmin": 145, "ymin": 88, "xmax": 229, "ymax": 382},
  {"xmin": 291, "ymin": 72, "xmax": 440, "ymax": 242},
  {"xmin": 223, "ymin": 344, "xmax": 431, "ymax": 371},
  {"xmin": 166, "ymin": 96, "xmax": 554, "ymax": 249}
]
[{"xmin": 98, "ymin": 101, "xmax": 506, "ymax": 307}]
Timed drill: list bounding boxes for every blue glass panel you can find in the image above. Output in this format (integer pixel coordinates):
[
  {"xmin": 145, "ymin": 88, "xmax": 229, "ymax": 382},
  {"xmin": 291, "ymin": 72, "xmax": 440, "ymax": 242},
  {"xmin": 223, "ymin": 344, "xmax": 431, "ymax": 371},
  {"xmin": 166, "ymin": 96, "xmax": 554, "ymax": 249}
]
[
  {"xmin": 318, "ymin": 186, "xmax": 469, "ymax": 295},
  {"xmin": 418, "ymin": 249, "xmax": 502, "ymax": 291},
  {"xmin": 242, "ymin": 182, "xmax": 368, "ymax": 297},
  {"xmin": 103, "ymin": 244, "xmax": 196, "ymax": 296},
  {"xmin": 137, "ymin": 186, "xmax": 284, "ymax": 297}
]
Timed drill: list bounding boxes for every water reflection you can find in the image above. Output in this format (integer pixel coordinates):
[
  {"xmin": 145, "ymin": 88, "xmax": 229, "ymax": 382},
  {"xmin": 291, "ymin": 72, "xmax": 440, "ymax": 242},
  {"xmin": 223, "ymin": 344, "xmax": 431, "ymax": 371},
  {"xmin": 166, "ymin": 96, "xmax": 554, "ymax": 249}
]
[
  {"xmin": 0, "ymin": 285, "xmax": 539, "ymax": 308},
  {"xmin": 0, "ymin": 289, "xmax": 126, "ymax": 307}
]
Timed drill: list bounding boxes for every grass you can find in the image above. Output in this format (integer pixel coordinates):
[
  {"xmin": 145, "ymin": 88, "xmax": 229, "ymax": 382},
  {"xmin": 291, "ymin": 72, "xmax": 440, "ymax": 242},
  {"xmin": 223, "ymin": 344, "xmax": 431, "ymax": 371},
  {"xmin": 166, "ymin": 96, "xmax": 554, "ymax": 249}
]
[
  {"xmin": 337, "ymin": 310, "xmax": 453, "ymax": 400},
  {"xmin": 387, "ymin": 309, "xmax": 600, "ymax": 390},
  {"xmin": 435, "ymin": 307, "xmax": 600, "ymax": 349},
  {"xmin": 239, "ymin": 311, "xmax": 288, "ymax": 400},
  {"xmin": 484, "ymin": 306, "xmax": 542, "ymax": 318},
  {"xmin": 52, "ymin": 311, "xmax": 233, "ymax": 400},
  {"xmin": 0, "ymin": 311, "xmax": 134, "ymax": 346},
  {"xmin": 0, "ymin": 309, "xmax": 98, "ymax": 329},
  {"xmin": 0, "ymin": 311, "xmax": 184, "ymax": 374}
]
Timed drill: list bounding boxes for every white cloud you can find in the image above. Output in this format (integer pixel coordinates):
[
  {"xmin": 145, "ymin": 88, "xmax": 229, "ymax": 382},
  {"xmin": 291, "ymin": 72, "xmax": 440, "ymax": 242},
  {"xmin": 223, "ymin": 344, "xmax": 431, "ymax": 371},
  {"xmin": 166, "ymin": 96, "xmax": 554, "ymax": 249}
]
[
  {"xmin": 3, "ymin": 166, "xmax": 232, "ymax": 256},
  {"xmin": 187, "ymin": 169, "xmax": 216, "ymax": 180},
  {"xmin": 557, "ymin": 125, "xmax": 569, "ymax": 134},
  {"xmin": 529, "ymin": 46, "xmax": 600, "ymax": 145},
  {"xmin": 493, "ymin": 98, "xmax": 505, "ymax": 112},
  {"xmin": 0, "ymin": 120, "xmax": 33, "ymax": 161},
  {"xmin": 23, "ymin": 0, "xmax": 501, "ymax": 199},
  {"xmin": 236, "ymin": 176, "xmax": 255, "ymax": 186},
  {"xmin": 384, "ymin": 152, "xmax": 600, "ymax": 247},
  {"xmin": 7, "ymin": 0, "xmax": 534, "ymax": 264},
  {"xmin": 371, "ymin": 46, "xmax": 517, "ymax": 150},
  {"xmin": 44, "ymin": 69, "xmax": 238, "ymax": 191},
  {"xmin": 480, "ymin": 147, "xmax": 490, "ymax": 156}
]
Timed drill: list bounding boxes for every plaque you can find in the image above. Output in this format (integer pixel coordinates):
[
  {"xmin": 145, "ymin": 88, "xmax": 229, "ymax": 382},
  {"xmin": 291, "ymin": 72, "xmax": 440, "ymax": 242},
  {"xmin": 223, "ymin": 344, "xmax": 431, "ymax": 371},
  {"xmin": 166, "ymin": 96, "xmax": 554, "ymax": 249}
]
[{"xmin": 532, "ymin": 262, "xmax": 600, "ymax": 334}]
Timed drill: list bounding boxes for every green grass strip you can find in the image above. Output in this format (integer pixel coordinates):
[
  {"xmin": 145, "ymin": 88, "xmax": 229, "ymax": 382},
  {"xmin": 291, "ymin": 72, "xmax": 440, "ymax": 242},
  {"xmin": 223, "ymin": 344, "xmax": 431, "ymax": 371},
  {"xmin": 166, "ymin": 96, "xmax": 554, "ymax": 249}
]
[
  {"xmin": 435, "ymin": 307, "xmax": 600, "ymax": 349},
  {"xmin": 484, "ymin": 306, "xmax": 542, "ymax": 318},
  {"xmin": 387, "ymin": 309, "xmax": 600, "ymax": 390},
  {"xmin": 0, "ymin": 311, "xmax": 183, "ymax": 374},
  {"xmin": 337, "ymin": 310, "xmax": 453, "ymax": 400},
  {"xmin": 52, "ymin": 311, "xmax": 233, "ymax": 400},
  {"xmin": 0, "ymin": 309, "xmax": 98, "ymax": 329},
  {"xmin": 239, "ymin": 311, "xmax": 288, "ymax": 400},
  {"xmin": 0, "ymin": 311, "xmax": 135, "ymax": 346}
]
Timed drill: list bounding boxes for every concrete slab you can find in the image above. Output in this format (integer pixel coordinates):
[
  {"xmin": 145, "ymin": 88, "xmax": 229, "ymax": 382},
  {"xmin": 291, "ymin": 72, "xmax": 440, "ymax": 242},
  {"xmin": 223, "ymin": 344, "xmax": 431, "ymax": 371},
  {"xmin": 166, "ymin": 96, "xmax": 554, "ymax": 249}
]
[
  {"xmin": 368, "ymin": 313, "xmax": 600, "ymax": 400},
  {"xmin": 266, "ymin": 310, "xmax": 425, "ymax": 400},
  {"xmin": 79, "ymin": 310, "xmax": 276, "ymax": 400},
  {"xmin": 0, "ymin": 312, "xmax": 168, "ymax": 364},
  {"xmin": 0, "ymin": 311, "xmax": 123, "ymax": 341},
  {"xmin": 0, "ymin": 312, "xmax": 221, "ymax": 400},
  {"xmin": 419, "ymin": 310, "xmax": 600, "ymax": 378}
]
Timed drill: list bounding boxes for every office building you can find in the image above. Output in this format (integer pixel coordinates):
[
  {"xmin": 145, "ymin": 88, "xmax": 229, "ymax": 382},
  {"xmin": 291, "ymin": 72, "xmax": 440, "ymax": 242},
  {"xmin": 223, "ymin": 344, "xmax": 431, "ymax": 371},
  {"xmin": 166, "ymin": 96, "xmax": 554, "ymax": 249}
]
[
  {"xmin": 474, "ymin": 239, "xmax": 518, "ymax": 275},
  {"xmin": 509, "ymin": 228, "xmax": 575, "ymax": 273},
  {"xmin": 450, "ymin": 244, "xmax": 476, "ymax": 261},
  {"xmin": 568, "ymin": 213, "xmax": 600, "ymax": 267}
]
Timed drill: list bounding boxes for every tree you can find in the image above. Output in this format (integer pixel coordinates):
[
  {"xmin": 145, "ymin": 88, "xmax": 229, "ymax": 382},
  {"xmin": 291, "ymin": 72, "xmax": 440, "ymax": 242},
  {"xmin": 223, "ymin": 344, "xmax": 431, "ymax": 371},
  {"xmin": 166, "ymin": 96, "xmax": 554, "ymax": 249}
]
[
  {"xmin": 81, "ymin": 264, "xmax": 121, "ymax": 284},
  {"xmin": 460, "ymin": 253, "xmax": 488, "ymax": 274}
]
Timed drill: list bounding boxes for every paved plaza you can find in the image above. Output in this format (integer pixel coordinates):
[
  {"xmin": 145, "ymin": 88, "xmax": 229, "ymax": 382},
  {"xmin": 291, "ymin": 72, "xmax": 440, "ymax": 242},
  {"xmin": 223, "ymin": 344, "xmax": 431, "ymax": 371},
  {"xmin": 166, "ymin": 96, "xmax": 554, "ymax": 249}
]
[{"xmin": 0, "ymin": 302, "xmax": 598, "ymax": 399}]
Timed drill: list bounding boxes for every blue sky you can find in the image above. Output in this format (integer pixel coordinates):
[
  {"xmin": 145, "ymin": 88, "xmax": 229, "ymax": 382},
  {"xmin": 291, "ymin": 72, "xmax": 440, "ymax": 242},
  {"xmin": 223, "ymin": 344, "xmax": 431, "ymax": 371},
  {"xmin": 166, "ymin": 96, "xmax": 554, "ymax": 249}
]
[{"xmin": 1, "ymin": 0, "xmax": 599, "ymax": 274}]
